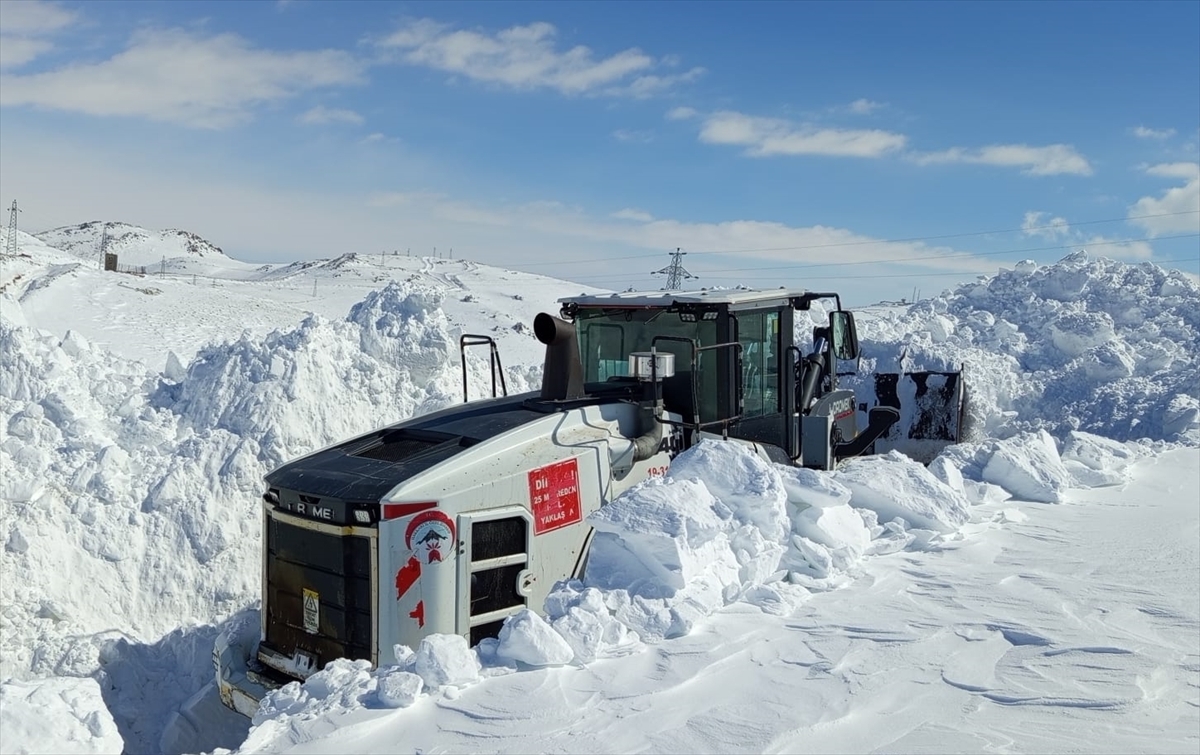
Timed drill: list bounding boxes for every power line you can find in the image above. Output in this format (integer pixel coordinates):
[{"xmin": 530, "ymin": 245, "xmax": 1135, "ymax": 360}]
[
  {"xmin": 660, "ymin": 232, "xmax": 1200, "ymax": 277},
  {"xmin": 506, "ymin": 209, "xmax": 1200, "ymax": 270},
  {"xmin": 567, "ymin": 233, "xmax": 1200, "ymax": 284}
]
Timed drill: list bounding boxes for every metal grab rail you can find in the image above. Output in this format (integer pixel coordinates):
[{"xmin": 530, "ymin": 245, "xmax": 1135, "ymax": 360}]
[
  {"xmin": 650, "ymin": 335, "xmax": 744, "ymax": 440},
  {"xmin": 459, "ymin": 334, "xmax": 508, "ymax": 403}
]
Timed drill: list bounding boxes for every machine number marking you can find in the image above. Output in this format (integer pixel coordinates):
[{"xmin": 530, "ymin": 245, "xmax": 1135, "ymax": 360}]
[
  {"xmin": 302, "ymin": 588, "xmax": 319, "ymax": 634},
  {"xmin": 528, "ymin": 458, "xmax": 582, "ymax": 535},
  {"xmin": 647, "ymin": 465, "xmax": 668, "ymax": 477}
]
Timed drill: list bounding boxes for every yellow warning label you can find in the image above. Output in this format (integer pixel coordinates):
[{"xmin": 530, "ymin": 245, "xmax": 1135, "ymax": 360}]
[{"xmin": 302, "ymin": 588, "xmax": 319, "ymax": 634}]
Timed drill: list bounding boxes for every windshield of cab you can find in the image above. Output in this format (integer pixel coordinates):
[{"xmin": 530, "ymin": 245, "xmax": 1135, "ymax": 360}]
[{"xmin": 573, "ymin": 308, "xmax": 717, "ymax": 381}]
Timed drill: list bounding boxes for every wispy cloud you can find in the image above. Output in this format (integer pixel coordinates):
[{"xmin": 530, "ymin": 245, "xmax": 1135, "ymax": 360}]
[
  {"xmin": 377, "ymin": 19, "xmax": 696, "ymax": 98},
  {"xmin": 1129, "ymin": 162, "xmax": 1200, "ymax": 236},
  {"xmin": 1144, "ymin": 162, "xmax": 1200, "ymax": 180},
  {"xmin": 1132, "ymin": 126, "xmax": 1176, "ymax": 140},
  {"xmin": 0, "ymin": 0, "xmax": 77, "ymax": 70},
  {"xmin": 0, "ymin": 0, "xmax": 75, "ymax": 34},
  {"xmin": 363, "ymin": 189, "xmax": 995, "ymax": 280},
  {"xmin": 1077, "ymin": 234, "xmax": 1154, "ymax": 261},
  {"xmin": 1022, "ymin": 211, "xmax": 1071, "ymax": 241},
  {"xmin": 0, "ymin": 28, "xmax": 365, "ymax": 127},
  {"xmin": 612, "ymin": 129, "xmax": 653, "ymax": 144},
  {"xmin": 911, "ymin": 144, "xmax": 1093, "ymax": 176},
  {"xmin": 846, "ymin": 98, "xmax": 883, "ymax": 115},
  {"xmin": 665, "ymin": 106, "xmax": 698, "ymax": 121},
  {"xmin": 298, "ymin": 105, "xmax": 364, "ymax": 125},
  {"xmin": 698, "ymin": 110, "xmax": 907, "ymax": 158},
  {"xmin": 611, "ymin": 208, "xmax": 654, "ymax": 222},
  {"xmin": 1020, "ymin": 211, "xmax": 1153, "ymax": 261}
]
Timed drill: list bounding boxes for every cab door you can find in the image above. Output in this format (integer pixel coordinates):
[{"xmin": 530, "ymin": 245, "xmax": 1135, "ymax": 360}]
[{"xmin": 729, "ymin": 307, "xmax": 789, "ymax": 450}]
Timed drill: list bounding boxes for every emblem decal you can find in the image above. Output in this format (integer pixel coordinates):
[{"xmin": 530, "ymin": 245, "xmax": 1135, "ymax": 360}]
[{"xmin": 395, "ymin": 511, "xmax": 456, "ymax": 628}]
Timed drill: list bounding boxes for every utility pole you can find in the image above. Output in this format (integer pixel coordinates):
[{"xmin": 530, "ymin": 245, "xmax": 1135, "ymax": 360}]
[
  {"xmin": 4, "ymin": 200, "xmax": 20, "ymax": 258},
  {"xmin": 651, "ymin": 248, "xmax": 696, "ymax": 290}
]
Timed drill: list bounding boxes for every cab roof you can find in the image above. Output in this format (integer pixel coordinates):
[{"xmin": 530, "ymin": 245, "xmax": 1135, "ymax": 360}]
[{"xmin": 560, "ymin": 287, "xmax": 811, "ymax": 309}]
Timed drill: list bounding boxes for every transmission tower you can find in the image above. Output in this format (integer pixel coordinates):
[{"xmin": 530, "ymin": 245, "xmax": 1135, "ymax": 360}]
[
  {"xmin": 4, "ymin": 201, "xmax": 19, "ymax": 258},
  {"xmin": 99, "ymin": 223, "xmax": 110, "ymax": 269},
  {"xmin": 652, "ymin": 247, "xmax": 696, "ymax": 290}
]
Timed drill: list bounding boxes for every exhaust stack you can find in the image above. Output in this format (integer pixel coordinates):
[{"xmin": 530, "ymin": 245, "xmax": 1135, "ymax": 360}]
[{"xmin": 534, "ymin": 313, "xmax": 585, "ymax": 401}]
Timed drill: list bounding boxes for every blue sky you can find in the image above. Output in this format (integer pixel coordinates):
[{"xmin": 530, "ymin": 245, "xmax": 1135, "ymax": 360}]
[{"xmin": 1, "ymin": 0, "xmax": 1197, "ymax": 304}]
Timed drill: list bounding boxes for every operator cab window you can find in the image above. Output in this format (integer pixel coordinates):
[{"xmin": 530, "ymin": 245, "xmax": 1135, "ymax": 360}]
[
  {"xmin": 575, "ymin": 308, "xmax": 718, "ymax": 421},
  {"xmin": 735, "ymin": 309, "xmax": 781, "ymax": 419}
]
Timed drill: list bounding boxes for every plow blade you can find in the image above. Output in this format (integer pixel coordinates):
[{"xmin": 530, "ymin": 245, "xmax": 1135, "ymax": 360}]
[{"xmin": 871, "ymin": 370, "xmax": 966, "ymax": 463}]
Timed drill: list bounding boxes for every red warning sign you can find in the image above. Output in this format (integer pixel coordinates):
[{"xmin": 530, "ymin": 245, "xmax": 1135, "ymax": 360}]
[{"xmin": 528, "ymin": 458, "xmax": 582, "ymax": 535}]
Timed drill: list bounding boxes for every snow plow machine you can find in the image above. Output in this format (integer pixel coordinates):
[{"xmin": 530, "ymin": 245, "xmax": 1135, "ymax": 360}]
[{"xmin": 213, "ymin": 287, "xmax": 965, "ymax": 717}]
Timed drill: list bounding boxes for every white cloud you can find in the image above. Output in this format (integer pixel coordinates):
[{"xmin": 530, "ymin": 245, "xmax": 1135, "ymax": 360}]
[
  {"xmin": 1022, "ymin": 211, "xmax": 1071, "ymax": 241},
  {"xmin": 912, "ymin": 143, "xmax": 1093, "ymax": 176},
  {"xmin": 0, "ymin": 28, "xmax": 364, "ymax": 128},
  {"xmin": 605, "ymin": 67, "xmax": 705, "ymax": 99},
  {"xmin": 612, "ymin": 129, "xmax": 653, "ymax": 144},
  {"xmin": 378, "ymin": 19, "xmax": 694, "ymax": 97},
  {"xmin": 698, "ymin": 110, "xmax": 907, "ymax": 158},
  {"xmin": 0, "ymin": 36, "xmax": 50, "ymax": 69},
  {"xmin": 0, "ymin": 0, "xmax": 77, "ymax": 70},
  {"xmin": 0, "ymin": 0, "xmax": 75, "ymax": 34},
  {"xmin": 298, "ymin": 105, "xmax": 364, "ymax": 125},
  {"xmin": 1132, "ymin": 126, "xmax": 1175, "ymax": 140},
  {"xmin": 611, "ymin": 208, "xmax": 654, "ymax": 222},
  {"xmin": 847, "ymin": 98, "xmax": 882, "ymax": 115},
  {"xmin": 1129, "ymin": 162, "xmax": 1200, "ymax": 236},
  {"xmin": 1144, "ymin": 162, "xmax": 1200, "ymax": 180},
  {"xmin": 666, "ymin": 106, "xmax": 698, "ymax": 121},
  {"xmin": 1077, "ymin": 235, "xmax": 1154, "ymax": 261}
]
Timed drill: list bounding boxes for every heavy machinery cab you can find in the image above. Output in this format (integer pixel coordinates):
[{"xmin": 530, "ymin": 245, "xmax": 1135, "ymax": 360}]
[{"xmin": 557, "ymin": 287, "xmax": 889, "ymax": 468}]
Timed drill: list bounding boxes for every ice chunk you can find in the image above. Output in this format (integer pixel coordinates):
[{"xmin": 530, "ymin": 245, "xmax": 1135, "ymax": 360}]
[
  {"xmin": 375, "ymin": 669, "xmax": 424, "ymax": 709},
  {"xmin": 981, "ymin": 431, "xmax": 1073, "ymax": 503},
  {"xmin": 496, "ymin": 608, "xmax": 575, "ymax": 667},
  {"xmin": 413, "ymin": 634, "xmax": 481, "ymax": 689},
  {"xmin": 833, "ymin": 451, "xmax": 971, "ymax": 533}
]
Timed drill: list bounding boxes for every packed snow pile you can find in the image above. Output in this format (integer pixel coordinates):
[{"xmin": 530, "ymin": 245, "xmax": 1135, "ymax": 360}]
[
  {"xmin": 0, "ymin": 676, "xmax": 123, "ymax": 755},
  {"xmin": 242, "ymin": 429, "xmax": 1134, "ymax": 749},
  {"xmin": 34, "ymin": 222, "xmax": 230, "ymax": 267},
  {"xmin": 155, "ymin": 282, "xmax": 482, "ymax": 468},
  {"xmin": 0, "ymin": 281, "xmax": 516, "ymax": 752},
  {"xmin": 848, "ymin": 252, "xmax": 1199, "ymax": 444}
]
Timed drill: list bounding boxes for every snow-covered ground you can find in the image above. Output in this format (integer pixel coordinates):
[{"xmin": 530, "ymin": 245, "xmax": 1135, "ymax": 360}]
[{"xmin": 0, "ymin": 222, "xmax": 1196, "ymax": 754}]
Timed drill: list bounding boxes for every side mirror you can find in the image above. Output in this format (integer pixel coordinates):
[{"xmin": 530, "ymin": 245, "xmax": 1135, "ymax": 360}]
[{"xmin": 829, "ymin": 310, "xmax": 859, "ymax": 361}]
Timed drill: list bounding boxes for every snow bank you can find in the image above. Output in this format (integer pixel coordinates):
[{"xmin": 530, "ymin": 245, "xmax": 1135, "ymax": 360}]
[
  {"xmin": 0, "ymin": 677, "xmax": 123, "ymax": 755},
  {"xmin": 930, "ymin": 429, "xmax": 1153, "ymax": 503},
  {"xmin": 0, "ymin": 282, "xmax": 487, "ymax": 752},
  {"xmin": 849, "ymin": 252, "xmax": 1200, "ymax": 445}
]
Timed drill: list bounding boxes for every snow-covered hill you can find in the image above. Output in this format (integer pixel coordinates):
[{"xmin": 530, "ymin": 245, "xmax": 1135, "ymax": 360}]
[
  {"xmin": 34, "ymin": 222, "xmax": 230, "ymax": 268},
  {"xmin": 0, "ymin": 222, "xmax": 1197, "ymax": 755}
]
